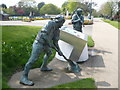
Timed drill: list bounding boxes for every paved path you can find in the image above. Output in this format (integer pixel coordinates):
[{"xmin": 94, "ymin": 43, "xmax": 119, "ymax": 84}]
[
  {"xmin": 91, "ymin": 18, "xmax": 118, "ymax": 88},
  {"xmin": 0, "ymin": 20, "xmax": 49, "ymax": 26},
  {"xmin": 1, "ymin": 20, "xmax": 93, "ymax": 36},
  {"xmin": 118, "ymin": 30, "xmax": 120, "ymax": 89},
  {"xmin": 8, "ymin": 18, "xmax": 118, "ymax": 88}
]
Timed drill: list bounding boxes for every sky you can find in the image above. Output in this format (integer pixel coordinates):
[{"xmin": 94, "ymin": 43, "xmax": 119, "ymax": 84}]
[{"xmin": 0, "ymin": 0, "xmax": 111, "ymax": 11}]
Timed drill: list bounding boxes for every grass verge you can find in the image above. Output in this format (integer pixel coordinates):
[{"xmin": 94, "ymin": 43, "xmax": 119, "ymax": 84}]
[
  {"xmin": 52, "ymin": 78, "xmax": 96, "ymax": 88},
  {"xmin": 103, "ymin": 19, "xmax": 120, "ymax": 30}
]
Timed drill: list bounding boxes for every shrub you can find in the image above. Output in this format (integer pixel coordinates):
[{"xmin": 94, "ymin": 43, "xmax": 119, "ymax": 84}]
[{"xmin": 87, "ymin": 36, "xmax": 95, "ymax": 47}]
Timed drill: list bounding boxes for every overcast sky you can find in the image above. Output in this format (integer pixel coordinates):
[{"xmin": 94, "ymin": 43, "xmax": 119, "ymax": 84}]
[{"xmin": 0, "ymin": 0, "xmax": 111, "ymax": 11}]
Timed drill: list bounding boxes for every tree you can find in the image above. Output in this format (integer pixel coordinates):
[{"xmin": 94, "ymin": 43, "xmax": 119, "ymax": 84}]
[
  {"xmin": 118, "ymin": 1, "xmax": 120, "ymax": 15},
  {"xmin": 67, "ymin": 2, "xmax": 89, "ymax": 15},
  {"xmin": 40, "ymin": 4, "xmax": 61, "ymax": 15},
  {"xmin": 61, "ymin": 0, "xmax": 97, "ymax": 16},
  {"xmin": 61, "ymin": 1, "xmax": 69, "ymax": 15},
  {"xmin": 22, "ymin": 6, "xmax": 33, "ymax": 15},
  {"xmin": 84, "ymin": 1, "xmax": 97, "ymax": 18},
  {"xmin": 2, "ymin": 6, "xmax": 16, "ymax": 15},
  {"xmin": 18, "ymin": 1, "xmax": 24, "ymax": 7},
  {"xmin": 67, "ymin": 2, "xmax": 79, "ymax": 13},
  {"xmin": 92, "ymin": 9, "xmax": 98, "ymax": 17},
  {"xmin": 37, "ymin": 2, "xmax": 45, "ymax": 15},
  {"xmin": 99, "ymin": 1, "xmax": 117, "ymax": 17},
  {"xmin": 18, "ymin": 0, "xmax": 36, "ymax": 7},
  {"xmin": 37, "ymin": 2, "xmax": 45, "ymax": 10},
  {"xmin": 17, "ymin": 0, "xmax": 39, "ymax": 16},
  {"xmin": 16, "ymin": 7, "xmax": 25, "ymax": 15},
  {"xmin": 1, "ymin": 4, "xmax": 7, "ymax": 9}
]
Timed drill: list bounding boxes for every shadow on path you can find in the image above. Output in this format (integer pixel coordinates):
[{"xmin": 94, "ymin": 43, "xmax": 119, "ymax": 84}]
[
  {"xmin": 96, "ymin": 81, "xmax": 111, "ymax": 87},
  {"xmin": 88, "ymin": 48, "xmax": 112, "ymax": 55},
  {"xmin": 79, "ymin": 48, "xmax": 113, "ymax": 68},
  {"xmin": 81, "ymin": 55, "xmax": 105, "ymax": 67}
]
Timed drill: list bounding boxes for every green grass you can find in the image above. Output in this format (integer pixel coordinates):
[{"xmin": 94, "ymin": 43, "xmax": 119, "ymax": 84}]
[
  {"xmin": 0, "ymin": 26, "xmax": 2, "ymax": 90},
  {"xmin": 103, "ymin": 19, "xmax": 120, "ymax": 30},
  {"xmin": 52, "ymin": 78, "xmax": 96, "ymax": 88},
  {"xmin": 88, "ymin": 36, "xmax": 94, "ymax": 47},
  {"xmin": 2, "ymin": 26, "xmax": 41, "ymax": 42},
  {"xmin": 2, "ymin": 26, "xmax": 56, "ymax": 88}
]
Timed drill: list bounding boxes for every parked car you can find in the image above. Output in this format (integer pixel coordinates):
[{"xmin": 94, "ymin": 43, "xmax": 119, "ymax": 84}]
[{"xmin": 110, "ymin": 15, "xmax": 120, "ymax": 21}]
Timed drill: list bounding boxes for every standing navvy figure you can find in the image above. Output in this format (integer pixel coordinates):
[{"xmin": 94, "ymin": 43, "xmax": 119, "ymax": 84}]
[
  {"xmin": 72, "ymin": 8, "xmax": 84, "ymax": 32},
  {"xmin": 20, "ymin": 15, "xmax": 65, "ymax": 86}
]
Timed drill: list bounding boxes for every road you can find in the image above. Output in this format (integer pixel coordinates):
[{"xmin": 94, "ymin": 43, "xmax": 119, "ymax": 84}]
[{"xmin": 0, "ymin": 19, "xmax": 93, "ymax": 36}]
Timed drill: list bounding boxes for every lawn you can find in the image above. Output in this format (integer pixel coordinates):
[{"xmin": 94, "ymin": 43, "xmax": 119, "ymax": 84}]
[
  {"xmin": 103, "ymin": 19, "xmax": 120, "ymax": 30},
  {"xmin": 2, "ymin": 26, "xmax": 40, "ymax": 42},
  {"xmin": 0, "ymin": 26, "xmax": 2, "ymax": 89},
  {"xmin": 2, "ymin": 26, "xmax": 95, "ymax": 88},
  {"xmin": 52, "ymin": 78, "xmax": 96, "ymax": 88}
]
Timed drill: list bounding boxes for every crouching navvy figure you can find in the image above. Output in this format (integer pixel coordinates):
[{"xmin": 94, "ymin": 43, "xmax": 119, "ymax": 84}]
[{"xmin": 20, "ymin": 15, "xmax": 65, "ymax": 86}]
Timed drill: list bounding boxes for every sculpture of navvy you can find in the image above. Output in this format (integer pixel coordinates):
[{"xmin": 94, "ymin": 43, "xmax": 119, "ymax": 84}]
[{"xmin": 20, "ymin": 15, "xmax": 65, "ymax": 86}]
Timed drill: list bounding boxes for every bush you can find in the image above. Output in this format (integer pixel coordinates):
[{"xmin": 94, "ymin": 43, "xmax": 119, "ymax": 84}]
[
  {"xmin": 88, "ymin": 36, "xmax": 95, "ymax": 47},
  {"xmin": 2, "ymin": 39, "xmax": 34, "ymax": 88}
]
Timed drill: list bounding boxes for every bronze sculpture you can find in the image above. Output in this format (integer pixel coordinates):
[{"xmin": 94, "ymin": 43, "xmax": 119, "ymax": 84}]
[
  {"xmin": 20, "ymin": 15, "xmax": 65, "ymax": 86},
  {"xmin": 72, "ymin": 8, "xmax": 84, "ymax": 32}
]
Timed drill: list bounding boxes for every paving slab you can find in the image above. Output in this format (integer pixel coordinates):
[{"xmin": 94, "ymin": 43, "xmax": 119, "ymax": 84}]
[{"xmin": 8, "ymin": 58, "xmax": 94, "ymax": 88}]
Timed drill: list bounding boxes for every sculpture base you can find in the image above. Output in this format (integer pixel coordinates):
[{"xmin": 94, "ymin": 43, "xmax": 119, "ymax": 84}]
[
  {"xmin": 8, "ymin": 58, "xmax": 84, "ymax": 88},
  {"xmin": 55, "ymin": 40, "xmax": 88, "ymax": 62}
]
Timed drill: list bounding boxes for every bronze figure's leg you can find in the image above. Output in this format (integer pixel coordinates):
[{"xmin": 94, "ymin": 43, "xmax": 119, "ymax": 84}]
[
  {"xmin": 40, "ymin": 47, "xmax": 53, "ymax": 71},
  {"xmin": 20, "ymin": 41, "xmax": 43, "ymax": 86}
]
